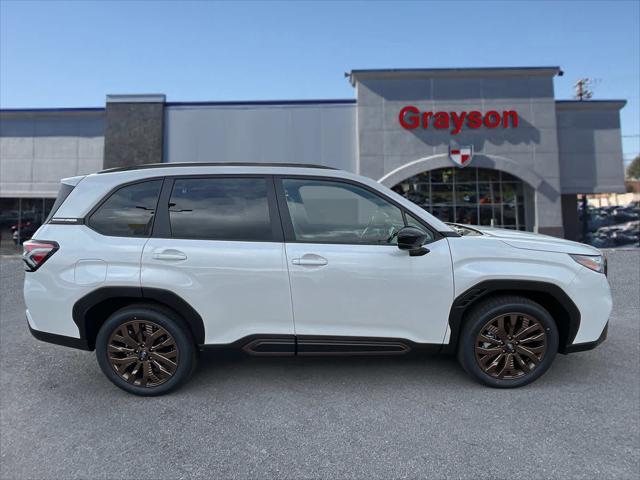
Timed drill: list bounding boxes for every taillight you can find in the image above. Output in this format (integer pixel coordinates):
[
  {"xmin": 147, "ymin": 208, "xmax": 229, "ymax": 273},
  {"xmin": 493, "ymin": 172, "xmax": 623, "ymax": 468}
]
[{"xmin": 23, "ymin": 240, "xmax": 59, "ymax": 272}]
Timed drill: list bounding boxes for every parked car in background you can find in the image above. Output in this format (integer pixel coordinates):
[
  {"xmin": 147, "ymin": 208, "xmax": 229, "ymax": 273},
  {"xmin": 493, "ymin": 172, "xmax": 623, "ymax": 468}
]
[
  {"xmin": 11, "ymin": 222, "xmax": 40, "ymax": 245},
  {"xmin": 580, "ymin": 201, "xmax": 640, "ymax": 247},
  {"xmin": 589, "ymin": 220, "xmax": 640, "ymax": 248}
]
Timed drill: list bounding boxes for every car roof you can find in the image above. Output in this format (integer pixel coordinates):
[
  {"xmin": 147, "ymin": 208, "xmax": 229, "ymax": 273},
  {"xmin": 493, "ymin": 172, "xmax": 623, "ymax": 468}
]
[{"xmin": 98, "ymin": 162, "xmax": 336, "ymax": 174}]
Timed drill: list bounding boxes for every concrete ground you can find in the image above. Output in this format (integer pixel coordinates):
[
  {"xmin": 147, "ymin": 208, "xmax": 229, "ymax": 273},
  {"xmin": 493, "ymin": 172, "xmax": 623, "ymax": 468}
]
[{"xmin": 0, "ymin": 251, "xmax": 638, "ymax": 479}]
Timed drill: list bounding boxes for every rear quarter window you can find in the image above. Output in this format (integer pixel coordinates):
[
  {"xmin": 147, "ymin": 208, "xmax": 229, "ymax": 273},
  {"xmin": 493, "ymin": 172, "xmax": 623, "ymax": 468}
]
[
  {"xmin": 45, "ymin": 183, "xmax": 76, "ymax": 222},
  {"xmin": 88, "ymin": 180, "xmax": 162, "ymax": 237}
]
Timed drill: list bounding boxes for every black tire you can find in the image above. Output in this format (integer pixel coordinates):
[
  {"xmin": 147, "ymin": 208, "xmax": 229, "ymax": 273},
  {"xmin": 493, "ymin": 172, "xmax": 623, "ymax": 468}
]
[
  {"xmin": 96, "ymin": 304, "xmax": 197, "ymax": 396},
  {"xmin": 457, "ymin": 295, "xmax": 559, "ymax": 388}
]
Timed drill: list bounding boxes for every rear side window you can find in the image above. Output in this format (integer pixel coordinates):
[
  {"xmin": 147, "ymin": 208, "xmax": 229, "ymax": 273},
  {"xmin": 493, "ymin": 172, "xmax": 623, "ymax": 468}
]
[
  {"xmin": 89, "ymin": 180, "xmax": 162, "ymax": 237},
  {"xmin": 45, "ymin": 182, "xmax": 75, "ymax": 222},
  {"xmin": 168, "ymin": 177, "xmax": 273, "ymax": 241}
]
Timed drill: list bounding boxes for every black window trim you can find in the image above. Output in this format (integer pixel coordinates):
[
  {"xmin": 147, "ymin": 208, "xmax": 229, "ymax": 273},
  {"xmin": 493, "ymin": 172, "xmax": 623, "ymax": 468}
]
[
  {"xmin": 273, "ymin": 175, "xmax": 443, "ymax": 246},
  {"xmin": 84, "ymin": 177, "xmax": 166, "ymax": 238},
  {"xmin": 80, "ymin": 173, "xmax": 444, "ymax": 245},
  {"xmin": 151, "ymin": 174, "xmax": 284, "ymax": 243}
]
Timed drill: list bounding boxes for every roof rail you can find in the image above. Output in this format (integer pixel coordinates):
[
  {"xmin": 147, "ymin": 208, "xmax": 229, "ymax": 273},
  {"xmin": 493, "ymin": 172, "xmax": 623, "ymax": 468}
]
[{"xmin": 98, "ymin": 162, "xmax": 337, "ymax": 174}]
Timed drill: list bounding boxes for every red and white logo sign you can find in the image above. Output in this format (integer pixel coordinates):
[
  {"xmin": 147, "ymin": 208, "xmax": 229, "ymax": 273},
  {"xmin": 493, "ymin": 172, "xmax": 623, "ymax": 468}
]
[{"xmin": 449, "ymin": 145, "xmax": 474, "ymax": 168}]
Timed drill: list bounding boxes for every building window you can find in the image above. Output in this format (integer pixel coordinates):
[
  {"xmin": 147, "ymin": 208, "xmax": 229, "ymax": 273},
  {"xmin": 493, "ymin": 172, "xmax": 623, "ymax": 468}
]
[{"xmin": 392, "ymin": 167, "xmax": 527, "ymax": 230}]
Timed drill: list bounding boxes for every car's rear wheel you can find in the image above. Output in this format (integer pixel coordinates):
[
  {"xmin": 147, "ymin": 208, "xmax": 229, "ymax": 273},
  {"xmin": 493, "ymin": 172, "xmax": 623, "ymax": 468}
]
[
  {"xmin": 96, "ymin": 304, "xmax": 196, "ymax": 396},
  {"xmin": 457, "ymin": 295, "xmax": 559, "ymax": 388}
]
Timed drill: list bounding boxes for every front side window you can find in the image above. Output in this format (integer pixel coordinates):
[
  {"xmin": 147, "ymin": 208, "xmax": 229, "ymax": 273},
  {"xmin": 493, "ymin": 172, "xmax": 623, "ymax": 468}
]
[
  {"xmin": 89, "ymin": 180, "xmax": 162, "ymax": 237},
  {"xmin": 168, "ymin": 177, "xmax": 273, "ymax": 241},
  {"xmin": 282, "ymin": 179, "xmax": 408, "ymax": 244},
  {"xmin": 405, "ymin": 213, "xmax": 432, "ymax": 240}
]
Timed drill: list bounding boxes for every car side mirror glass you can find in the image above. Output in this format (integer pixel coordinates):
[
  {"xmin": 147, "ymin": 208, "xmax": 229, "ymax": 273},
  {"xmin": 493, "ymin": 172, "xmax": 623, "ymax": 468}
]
[{"xmin": 396, "ymin": 226, "xmax": 430, "ymax": 256}]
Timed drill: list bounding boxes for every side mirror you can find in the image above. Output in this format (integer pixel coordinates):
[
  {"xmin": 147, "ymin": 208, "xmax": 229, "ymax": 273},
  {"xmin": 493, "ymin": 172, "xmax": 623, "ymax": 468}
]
[{"xmin": 397, "ymin": 226, "xmax": 430, "ymax": 256}]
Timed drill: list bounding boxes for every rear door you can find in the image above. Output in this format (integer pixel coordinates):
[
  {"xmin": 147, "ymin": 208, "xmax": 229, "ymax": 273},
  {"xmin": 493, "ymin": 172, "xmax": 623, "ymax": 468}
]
[
  {"xmin": 141, "ymin": 175, "xmax": 294, "ymax": 346},
  {"xmin": 275, "ymin": 176, "xmax": 454, "ymax": 345}
]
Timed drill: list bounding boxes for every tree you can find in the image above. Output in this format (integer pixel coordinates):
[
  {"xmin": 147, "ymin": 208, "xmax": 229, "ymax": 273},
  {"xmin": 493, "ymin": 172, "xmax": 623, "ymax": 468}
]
[{"xmin": 627, "ymin": 155, "xmax": 640, "ymax": 180}]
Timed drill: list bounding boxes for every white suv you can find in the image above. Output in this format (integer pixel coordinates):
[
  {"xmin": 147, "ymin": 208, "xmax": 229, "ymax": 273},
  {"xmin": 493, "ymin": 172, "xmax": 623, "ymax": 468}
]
[{"xmin": 23, "ymin": 163, "xmax": 611, "ymax": 395}]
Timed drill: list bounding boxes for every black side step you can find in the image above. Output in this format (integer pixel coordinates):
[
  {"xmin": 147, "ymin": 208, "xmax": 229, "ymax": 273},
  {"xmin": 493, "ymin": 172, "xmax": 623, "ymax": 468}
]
[
  {"xmin": 239, "ymin": 335, "xmax": 425, "ymax": 356},
  {"xmin": 296, "ymin": 337, "xmax": 411, "ymax": 356},
  {"xmin": 242, "ymin": 337, "xmax": 296, "ymax": 356}
]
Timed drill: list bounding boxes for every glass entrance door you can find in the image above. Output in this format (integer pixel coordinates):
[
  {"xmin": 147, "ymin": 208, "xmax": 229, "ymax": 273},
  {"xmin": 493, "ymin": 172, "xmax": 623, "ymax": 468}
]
[{"xmin": 392, "ymin": 167, "xmax": 527, "ymax": 230}]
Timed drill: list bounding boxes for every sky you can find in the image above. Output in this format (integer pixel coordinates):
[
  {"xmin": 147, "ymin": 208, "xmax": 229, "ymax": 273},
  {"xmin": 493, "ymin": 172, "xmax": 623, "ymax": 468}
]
[{"xmin": 1, "ymin": 0, "xmax": 639, "ymax": 163}]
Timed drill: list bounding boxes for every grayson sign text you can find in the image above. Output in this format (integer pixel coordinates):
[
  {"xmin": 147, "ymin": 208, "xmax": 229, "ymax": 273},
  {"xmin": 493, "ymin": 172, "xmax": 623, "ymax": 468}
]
[{"xmin": 398, "ymin": 106, "xmax": 519, "ymax": 134}]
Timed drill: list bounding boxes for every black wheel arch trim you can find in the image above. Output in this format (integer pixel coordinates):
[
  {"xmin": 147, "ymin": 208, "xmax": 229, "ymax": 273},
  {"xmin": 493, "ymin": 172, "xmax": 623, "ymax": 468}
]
[
  {"xmin": 28, "ymin": 322, "xmax": 91, "ymax": 351},
  {"xmin": 444, "ymin": 279, "xmax": 581, "ymax": 355},
  {"xmin": 71, "ymin": 286, "xmax": 206, "ymax": 349}
]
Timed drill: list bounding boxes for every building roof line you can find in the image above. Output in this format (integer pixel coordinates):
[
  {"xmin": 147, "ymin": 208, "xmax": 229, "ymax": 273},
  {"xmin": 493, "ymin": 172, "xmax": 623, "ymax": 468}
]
[
  {"xmin": 347, "ymin": 66, "xmax": 562, "ymax": 85},
  {"xmin": 1, "ymin": 100, "xmax": 357, "ymax": 113},
  {"xmin": 555, "ymin": 99, "xmax": 627, "ymax": 103},
  {"xmin": 106, "ymin": 94, "xmax": 166, "ymax": 103},
  {"xmin": 0, "ymin": 107, "xmax": 105, "ymax": 113},
  {"xmin": 166, "ymin": 99, "xmax": 356, "ymax": 107},
  {"xmin": 555, "ymin": 99, "xmax": 626, "ymax": 110}
]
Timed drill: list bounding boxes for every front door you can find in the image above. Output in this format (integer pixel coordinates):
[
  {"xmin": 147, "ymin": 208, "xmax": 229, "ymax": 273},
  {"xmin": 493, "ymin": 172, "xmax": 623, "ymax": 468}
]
[{"xmin": 276, "ymin": 177, "xmax": 454, "ymax": 346}]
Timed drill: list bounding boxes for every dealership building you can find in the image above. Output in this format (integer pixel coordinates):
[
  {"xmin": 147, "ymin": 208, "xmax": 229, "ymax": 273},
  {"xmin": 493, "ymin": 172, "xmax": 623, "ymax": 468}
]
[{"xmin": 0, "ymin": 66, "xmax": 627, "ymax": 245}]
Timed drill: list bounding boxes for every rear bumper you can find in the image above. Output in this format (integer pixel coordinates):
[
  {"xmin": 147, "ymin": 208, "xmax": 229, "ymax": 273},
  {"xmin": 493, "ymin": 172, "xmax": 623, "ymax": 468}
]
[
  {"xmin": 27, "ymin": 320, "xmax": 91, "ymax": 351},
  {"xmin": 564, "ymin": 321, "xmax": 608, "ymax": 354}
]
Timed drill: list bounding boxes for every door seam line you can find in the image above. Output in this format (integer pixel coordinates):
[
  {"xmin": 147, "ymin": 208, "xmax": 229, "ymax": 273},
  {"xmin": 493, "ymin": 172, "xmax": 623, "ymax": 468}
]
[{"xmin": 282, "ymin": 242, "xmax": 298, "ymax": 337}]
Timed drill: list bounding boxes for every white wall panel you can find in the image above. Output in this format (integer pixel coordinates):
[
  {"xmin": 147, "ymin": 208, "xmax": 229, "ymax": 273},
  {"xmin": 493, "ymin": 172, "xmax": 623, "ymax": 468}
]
[
  {"xmin": 0, "ymin": 111, "xmax": 104, "ymax": 198},
  {"xmin": 164, "ymin": 103, "xmax": 357, "ymax": 172}
]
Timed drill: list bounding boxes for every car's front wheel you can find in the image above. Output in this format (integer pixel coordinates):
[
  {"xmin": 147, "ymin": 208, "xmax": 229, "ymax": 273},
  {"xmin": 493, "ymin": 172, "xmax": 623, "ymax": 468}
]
[
  {"xmin": 95, "ymin": 304, "xmax": 197, "ymax": 396},
  {"xmin": 457, "ymin": 295, "xmax": 559, "ymax": 388}
]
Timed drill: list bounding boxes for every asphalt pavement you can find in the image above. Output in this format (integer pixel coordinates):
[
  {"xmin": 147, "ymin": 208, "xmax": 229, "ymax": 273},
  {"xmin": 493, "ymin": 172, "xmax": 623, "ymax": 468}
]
[{"xmin": 1, "ymin": 251, "xmax": 638, "ymax": 479}]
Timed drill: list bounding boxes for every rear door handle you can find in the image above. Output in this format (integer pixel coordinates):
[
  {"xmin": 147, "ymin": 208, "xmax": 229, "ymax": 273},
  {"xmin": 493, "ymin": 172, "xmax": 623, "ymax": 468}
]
[
  {"xmin": 292, "ymin": 254, "xmax": 328, "ymax": 266},
  {"xmin": 152, "ymin": 249, "xmax": 187, "ymax": 261}
]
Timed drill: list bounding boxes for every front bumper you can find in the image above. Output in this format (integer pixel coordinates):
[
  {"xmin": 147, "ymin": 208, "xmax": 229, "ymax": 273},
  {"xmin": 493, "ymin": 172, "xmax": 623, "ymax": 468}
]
[{"xmin": 564, "ymin": 321, "xmax": 608, "ymax": 354}]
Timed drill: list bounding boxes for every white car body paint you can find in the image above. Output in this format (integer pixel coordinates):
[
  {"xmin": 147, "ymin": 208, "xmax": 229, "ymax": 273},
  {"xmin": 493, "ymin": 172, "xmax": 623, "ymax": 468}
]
[
  {"xmin": 24, "ymin": 165, "xmax": 612, "ymax": 352},
  {"xmin": 284, "ymin": 239, "xmax": 454, "ymax": 343},
  {"xmin": 24, "ymin": 225, "xmax": 146, "ymax": 336},
  {"xmin": 141, "ymin": 239, "xmax": 294, "ymax": 344}
]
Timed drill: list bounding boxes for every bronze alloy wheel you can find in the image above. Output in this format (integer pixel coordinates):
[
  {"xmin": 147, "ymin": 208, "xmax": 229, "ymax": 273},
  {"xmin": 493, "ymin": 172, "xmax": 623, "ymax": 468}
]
[
  {"xmin": 474, "ymin": 312, "xmax": 548, "ymax": 380},
  {"xmin": 107, "ymin": 320, "xmax": 179, "ymax": 387}
]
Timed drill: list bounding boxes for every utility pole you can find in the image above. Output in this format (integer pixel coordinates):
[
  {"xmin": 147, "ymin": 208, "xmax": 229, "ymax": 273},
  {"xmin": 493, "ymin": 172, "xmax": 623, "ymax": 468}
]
[
  {"xmin": 581, "ymin": 194, "xmax": 589, "ymax": 242},
  {"xmin": 574, "ymin": 78, "xmax": 594, "ymax": 101},
  {"xmin": 575, "ymin": 77, "xmax": 594, "ymax": 242}
]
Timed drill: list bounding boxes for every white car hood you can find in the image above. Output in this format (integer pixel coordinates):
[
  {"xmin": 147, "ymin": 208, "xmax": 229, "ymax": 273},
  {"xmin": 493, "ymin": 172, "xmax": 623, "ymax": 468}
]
[{"xmin": 463, "ymin": 225, "xmax": 601, "ymax": 255}]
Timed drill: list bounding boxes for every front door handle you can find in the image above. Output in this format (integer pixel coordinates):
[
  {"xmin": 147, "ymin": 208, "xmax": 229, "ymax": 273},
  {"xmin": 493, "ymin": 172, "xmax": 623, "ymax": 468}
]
[
  {"xmin": 292, "ymin": 254, "xmax": 328, "ymax": 266},
  {"xmin": 152, "ymin": 249, "xmax": 187, "ymax": 261}
]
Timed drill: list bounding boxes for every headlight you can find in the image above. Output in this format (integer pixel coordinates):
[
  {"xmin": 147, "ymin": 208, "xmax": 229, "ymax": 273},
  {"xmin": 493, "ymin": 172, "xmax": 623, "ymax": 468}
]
[{"xmin": 570, "ymin": 254, "xmax": 606, "ymax": 274}]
